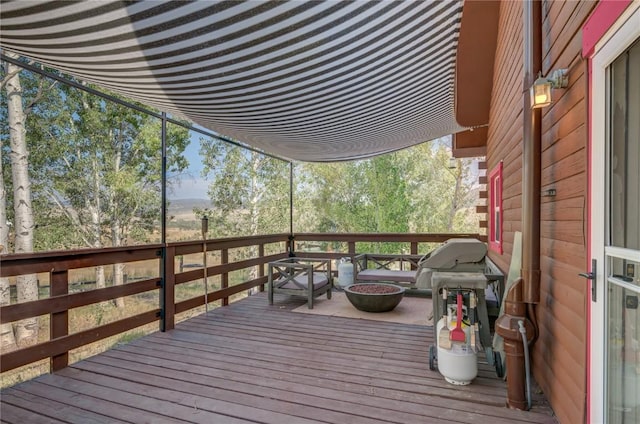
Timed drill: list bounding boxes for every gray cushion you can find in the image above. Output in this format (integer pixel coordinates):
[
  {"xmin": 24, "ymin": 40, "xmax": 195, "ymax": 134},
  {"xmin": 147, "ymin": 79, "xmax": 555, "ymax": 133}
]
[
  {"xmin": 357, "ymin": 269, "xmax": 416, "ymax": 283},
  {"xmin": 279, "ymin": 272, "xmax": 329, "ymax": 289}
]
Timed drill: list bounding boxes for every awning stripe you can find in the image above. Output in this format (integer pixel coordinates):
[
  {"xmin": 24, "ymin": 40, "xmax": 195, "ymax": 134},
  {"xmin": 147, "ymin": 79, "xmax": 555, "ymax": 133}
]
[
  {"xmin": 134, "ymin": 68, "xmax": 453, "ymax": 130},
  {"xmin": 0, "ymin": 0, "xmax": 467, "ymax": 161}
]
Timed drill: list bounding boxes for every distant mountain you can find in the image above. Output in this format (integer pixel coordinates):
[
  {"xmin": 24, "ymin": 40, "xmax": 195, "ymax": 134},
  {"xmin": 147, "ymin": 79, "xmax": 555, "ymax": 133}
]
[{"xmin": 167, "ymin": 198, "xmax": 211, "ymax": 214}]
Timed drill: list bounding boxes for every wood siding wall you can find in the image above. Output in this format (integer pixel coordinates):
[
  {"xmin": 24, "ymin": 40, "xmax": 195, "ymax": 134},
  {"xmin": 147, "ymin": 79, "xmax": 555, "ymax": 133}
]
[
  {"xmin": 486, "ymin": 2, "xmax": 597, "ymax": 423},
  {"xmin": 487, "ymin": 0, "xmax": 524, "ymax": 275}
]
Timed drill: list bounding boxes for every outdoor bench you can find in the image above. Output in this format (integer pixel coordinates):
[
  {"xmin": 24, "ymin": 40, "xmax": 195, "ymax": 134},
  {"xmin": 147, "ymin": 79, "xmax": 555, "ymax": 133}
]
[{"xmin": 353, "ymin": 253, "xmax": 423, "ymax": 289}]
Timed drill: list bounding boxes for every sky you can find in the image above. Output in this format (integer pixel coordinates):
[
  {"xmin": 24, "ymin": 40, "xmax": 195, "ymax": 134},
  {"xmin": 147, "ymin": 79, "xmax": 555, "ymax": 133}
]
[{"xmin": 167, "ymin": 131, "xmax": 208, "ymax": 200}]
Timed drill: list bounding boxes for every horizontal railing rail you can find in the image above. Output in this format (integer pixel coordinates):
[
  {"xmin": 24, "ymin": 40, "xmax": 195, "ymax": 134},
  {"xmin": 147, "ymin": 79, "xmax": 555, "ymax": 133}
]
[
  {"xmin": 0, "ymin": 244, "xmax": 164, "ymax": 278},
  {"xmin": 294, "ymin": 232, "xmax": 486, "ymax": 258},
  {"xmin": 0, "ymin": 234, "xmax": 291, "ymax": 374},
  {"xmin": 294, "ymin": 232, "xmax": 484, "ymax": 242},
  {"xmin": 0, "ymin": 232, "xmax": 483, "ymax": 376},
  {"xmin": 0, "ymin": 277, "xmax": 161, "ymax": 324}
]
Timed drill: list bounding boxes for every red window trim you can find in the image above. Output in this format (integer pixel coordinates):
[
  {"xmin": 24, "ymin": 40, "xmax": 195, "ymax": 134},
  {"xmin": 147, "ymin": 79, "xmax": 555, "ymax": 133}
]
[
  {"xmin": 488, "ymin": 162, "xmax": 503, "ymax": 254},
  {"xmin": 582, "ymin": 0, "xmax": 632, "ymax": 58}
]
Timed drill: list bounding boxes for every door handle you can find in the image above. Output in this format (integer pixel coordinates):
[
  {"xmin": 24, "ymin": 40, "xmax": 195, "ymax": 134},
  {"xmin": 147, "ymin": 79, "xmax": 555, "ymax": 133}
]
[{"xmin": 579, "ymin": 259, "xmax": 597, "ymax": 302}]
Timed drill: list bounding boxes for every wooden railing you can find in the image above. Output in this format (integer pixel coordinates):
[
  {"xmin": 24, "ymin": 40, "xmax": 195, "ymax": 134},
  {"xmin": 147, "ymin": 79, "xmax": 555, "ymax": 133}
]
[
  {"xmin": 293, "ymin": 232, "xmax": 485, "ymax": 258},
  {"xmin": 0, "ymin": 232, "xmax": 484, "ymax": 375}
]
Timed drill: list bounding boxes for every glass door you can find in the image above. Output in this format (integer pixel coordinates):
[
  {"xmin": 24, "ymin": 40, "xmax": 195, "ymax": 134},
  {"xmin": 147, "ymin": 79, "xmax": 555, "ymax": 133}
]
[{"xmin": 605, "ymin": 37, "xmax": 640, "ymax": 424}]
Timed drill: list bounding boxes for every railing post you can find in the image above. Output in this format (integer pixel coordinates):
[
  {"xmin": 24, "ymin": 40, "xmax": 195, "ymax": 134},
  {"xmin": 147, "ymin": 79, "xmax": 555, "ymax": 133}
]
[
  {"xmin": 410, "ymin": 242, "xmax": 419, "ymax": 270},
  {"xmin": 289, "ymin": 162, "xmax": 294, "ymax": 236},
  {"xmin": 50, "ymin": 270, "xmax": 68, "ymax": 371},
  {"xmin": 258, "ymin": 243, "xmax": 265, "ymax": 292},
  {"xmin": 288, "ymin": 234, "xmax": 295, "ymax": 257},
  {"xmin": 221, "ymin": 248, "xmax": 229, "ymax": 306},
  {"xmin": 161, "ymin": 246, "xmax": 175, "ymax": 331},
  {"xmin": 201, "ymin": 217, "xmax": 209, "ymax": 312},
  {"xmin": 348, "ymin": 241, "xmax": 356, "ymax": 256}
]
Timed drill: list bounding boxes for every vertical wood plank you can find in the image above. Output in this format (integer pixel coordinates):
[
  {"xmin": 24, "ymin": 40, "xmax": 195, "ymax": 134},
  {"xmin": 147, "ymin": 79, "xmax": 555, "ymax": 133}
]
[
  {"xmin": 348, "ymin": 242, "xmax": 356, "ymax": 256},
  {"xmin": 258, "ymin": 244, "xmax": 265, "ymax": 292},
  {"xmin": 221, "ymin": 248, "xmax": 229, "ymax": 306},
  {"xmin": 410, "ymin": 242, "xmax": 418, "ymax": 270},
  {"xmin": 50, "ymin": 270, "xmax": 68, "ymax": 372},
  {"xmin": 287, "ymin": 235, "xmax": 295, "ymax": 256},
  {"xmin": 162, "ymin": 246, "xmax": 175, "ymax": 331}
]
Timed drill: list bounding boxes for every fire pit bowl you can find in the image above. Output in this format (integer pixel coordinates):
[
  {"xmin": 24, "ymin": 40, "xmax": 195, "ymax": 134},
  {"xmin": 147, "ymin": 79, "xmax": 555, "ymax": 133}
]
[{"xmin": 344, "ymin": 283, "xmax": 405, "ymax": 313}]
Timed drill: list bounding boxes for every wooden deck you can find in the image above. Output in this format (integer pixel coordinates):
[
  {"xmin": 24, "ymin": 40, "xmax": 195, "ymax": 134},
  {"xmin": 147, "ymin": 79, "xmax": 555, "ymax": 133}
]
[{"xmin": 1, "ymin": 293, "xmax": 556, "ymax": 424}]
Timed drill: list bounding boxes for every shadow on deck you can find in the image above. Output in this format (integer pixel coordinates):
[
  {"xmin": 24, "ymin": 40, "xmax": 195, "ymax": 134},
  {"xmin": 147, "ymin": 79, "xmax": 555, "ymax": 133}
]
[{"xmin": 0, "ymin": 293, "xmax": 556, "ymax": 424}]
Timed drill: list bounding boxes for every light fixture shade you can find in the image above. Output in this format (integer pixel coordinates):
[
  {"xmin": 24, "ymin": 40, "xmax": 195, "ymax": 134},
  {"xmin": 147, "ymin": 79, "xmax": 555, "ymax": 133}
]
[{"xmin": 530, "ymin": 77, "xmax": 552, "ymax": 109}]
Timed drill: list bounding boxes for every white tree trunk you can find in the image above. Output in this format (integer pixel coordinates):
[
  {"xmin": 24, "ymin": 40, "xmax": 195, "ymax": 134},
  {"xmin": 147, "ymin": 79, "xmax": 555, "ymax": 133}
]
[
  {"xmin": 95, "ymin": 265, "xmax": 105, "ymax": 290},
  {"xmin": 112, "ymin": 263, "xmax": 125, "ymax": 308},
  {"xmin": 111, "ymin": 137, "xmax": 125, "ymax": 307},
  {"xmin": 5, "ymin": 54, "xmax": 39, "ymax": 346},
  {"xmin": 112, "ymin": 222, "xmax": 125, "ymax": 308},
  {"xmin": 0, "ymin": 143, "xmax": 17, "ymax": 350},
  {"xmin": 89, "ymin": 156, "xmax": 106, "ymax": 289}
]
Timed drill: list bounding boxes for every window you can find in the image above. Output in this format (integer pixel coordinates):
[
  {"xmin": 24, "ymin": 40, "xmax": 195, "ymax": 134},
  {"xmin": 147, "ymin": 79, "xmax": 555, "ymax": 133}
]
[{"xmin": 488, "ymin": 162, "xmax": 503, "ymax": 254}]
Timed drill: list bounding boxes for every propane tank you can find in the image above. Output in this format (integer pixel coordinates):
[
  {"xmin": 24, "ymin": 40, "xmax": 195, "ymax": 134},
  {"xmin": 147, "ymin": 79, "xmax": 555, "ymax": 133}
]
[
  {"xmin": 338, "ymin": 257, "xmax": 354, "ymax": 288},
  {"xmin": 436, "ymin": 303, "xmax": 477, "ymax": 385}
]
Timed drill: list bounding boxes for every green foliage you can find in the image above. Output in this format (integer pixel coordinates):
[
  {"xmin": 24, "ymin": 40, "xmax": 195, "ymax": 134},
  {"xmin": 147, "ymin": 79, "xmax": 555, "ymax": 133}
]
[
  {"xmin": 1, "ymin": 65, "xmax": 190, "ymax": 251},
  {"xmin": 197, "ymin": 139, "xmax": 289, "ymax": 237},
  {"xmin": 2, "ymin": 62, "xmax": 478, "ymax": 256},
  {"xmin": 294, "ymin": 139, "xmax": 478, "ymax": 253},
  {"xmin": 296, "ymin": 153, "xmax": 413, "ymax": 253},
  {"xmin": 1, "ymin": 61, "xmax": 66, "ymax": 252}
]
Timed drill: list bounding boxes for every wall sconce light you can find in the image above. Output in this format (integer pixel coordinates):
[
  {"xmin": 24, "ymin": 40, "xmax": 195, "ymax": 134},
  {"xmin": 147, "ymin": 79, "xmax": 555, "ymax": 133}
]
[
  {"xmin": 448, "ymin": 157, "xmax": 457, "ymax": 169},
  {"xmin": 530, "ymin": 68, "xmax": 569, "ymax": 109}
]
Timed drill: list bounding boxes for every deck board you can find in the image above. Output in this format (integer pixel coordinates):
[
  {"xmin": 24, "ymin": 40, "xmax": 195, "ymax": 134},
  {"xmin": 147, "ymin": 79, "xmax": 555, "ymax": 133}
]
[
  {"xmin": 1, "ymin": 293, "xmax": 557, "ymax": 424},
  {"xmin": 1, "ymin": 388, "xmax": 127, "ymax": 424}
]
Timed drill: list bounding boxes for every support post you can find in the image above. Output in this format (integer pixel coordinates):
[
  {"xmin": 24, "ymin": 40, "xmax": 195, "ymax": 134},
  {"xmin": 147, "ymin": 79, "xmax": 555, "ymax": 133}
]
[
  {"xmin": 221, "ymin": 248, "xmax": 229, "ymax": 306},
  {"xmin": 159, "ymin": 112, "xmax": 174, "ymax": 331},
  {"xmin": 161, "ymin": 246, "xmax": 175, "ymax": 331},
  {"xmin": 202, "ymin": 216, "xmax": 209, "ymax": 312},
  {"xmin": 259, "ymin": 243, "xmax": 265, "ymax": 292},
  {"xmin": 50, "ymin": 270, "xmax": 68, "ymax": 371},
  {"xmin": 289, "ymin": 162, "xmax": 294, "ymax": 236},
  {"xmin": 288, "ymin": 234, "xmax": 295, "ymax": 257},
  {"xmin": 410, "ymin": 242, "xmax": 418, "ymax": 270}
]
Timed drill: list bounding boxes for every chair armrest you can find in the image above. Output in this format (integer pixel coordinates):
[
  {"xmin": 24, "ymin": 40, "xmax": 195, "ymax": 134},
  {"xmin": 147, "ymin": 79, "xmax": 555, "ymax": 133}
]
[{"xmin": 268, "ymin": 257, "xmax": 331, "ymax": 275}]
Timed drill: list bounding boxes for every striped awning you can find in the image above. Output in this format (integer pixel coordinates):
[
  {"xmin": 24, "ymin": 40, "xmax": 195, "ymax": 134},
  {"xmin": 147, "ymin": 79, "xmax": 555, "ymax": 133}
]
[{"xmin": 0, "ymin": 1, "xmax": 467, "ymax": 161}]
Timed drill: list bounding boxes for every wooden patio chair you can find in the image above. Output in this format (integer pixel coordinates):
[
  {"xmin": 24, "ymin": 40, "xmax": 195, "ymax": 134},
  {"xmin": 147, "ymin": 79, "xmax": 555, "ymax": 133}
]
[{"xmin": 268, "ymin": 257, "xmax": 332, "ymax": 309}]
